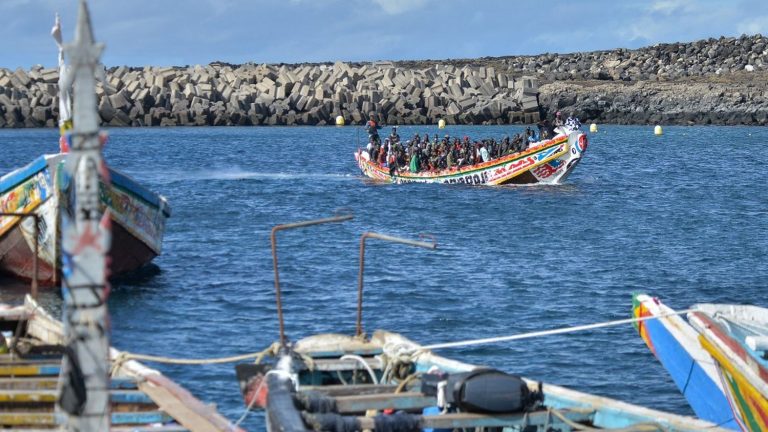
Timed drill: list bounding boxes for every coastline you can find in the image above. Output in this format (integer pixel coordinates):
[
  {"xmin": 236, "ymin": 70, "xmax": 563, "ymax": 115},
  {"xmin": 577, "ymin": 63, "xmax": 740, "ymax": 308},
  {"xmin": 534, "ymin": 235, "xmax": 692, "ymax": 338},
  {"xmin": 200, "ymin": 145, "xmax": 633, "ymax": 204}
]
[{"xmin": 0, "ymin": 34, "xmax": 766, "ymax": 128}]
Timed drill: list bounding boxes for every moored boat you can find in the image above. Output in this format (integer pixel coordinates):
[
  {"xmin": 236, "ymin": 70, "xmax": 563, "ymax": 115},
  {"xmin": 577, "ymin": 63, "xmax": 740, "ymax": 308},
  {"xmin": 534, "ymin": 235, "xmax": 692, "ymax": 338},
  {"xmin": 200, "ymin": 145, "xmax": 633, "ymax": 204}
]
[
  {"xmin": 0, "ymin": 295, "xmax": 241, "ymax": 431},
  {"xmin": 0, "ymin": 153, "xmax": 171, "ymax": 285},
  {"xmin": 354, "ymin": 128, "xmax": 588, "ymax": 185},
  {"xmin": 233, "ymin": 217, "xmax": 724, "ymax": 431},
  {"xmin": 633, "ymin": 294, "xmax": 768, "ymax": 431}
]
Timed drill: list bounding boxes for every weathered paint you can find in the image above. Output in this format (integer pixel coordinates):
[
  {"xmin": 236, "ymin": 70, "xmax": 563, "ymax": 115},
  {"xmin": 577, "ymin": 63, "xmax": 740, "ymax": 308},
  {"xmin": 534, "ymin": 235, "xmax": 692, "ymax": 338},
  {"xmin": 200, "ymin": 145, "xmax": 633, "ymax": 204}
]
[{"xmin": 632, "ymin": 294, "xmax": 738, "ymax": 429}]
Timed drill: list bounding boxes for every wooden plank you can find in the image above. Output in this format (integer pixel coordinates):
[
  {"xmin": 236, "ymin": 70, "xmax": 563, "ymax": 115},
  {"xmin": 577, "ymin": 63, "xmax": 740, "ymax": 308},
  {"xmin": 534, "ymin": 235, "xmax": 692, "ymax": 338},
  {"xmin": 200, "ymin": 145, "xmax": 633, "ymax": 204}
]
[
  {"xmin": 138, "ymin": 373, "xmax": 245, "ymax": 432},
  {"xmin": 352, "ymin": 408, "xmax": 595, "ymax": 429},
  {"xmin": 0, "ymin": 364, "xmax": 60, "ymax": 376},
  {"xmin": 0, "ymin": 389, "xmax": 56, "ymax": 403},
  {"xmin": 0, "ymin": 354, "xmax": 62, "ymax": 364},
  {"xmin": 310, "ymin": 357, "xmax": 382, "ymax": 372},
  {"xmin": 334, "ymin": 392, "xmax": 435, "ymax": 413},
  {"xmin": 0, "ymin": 412, "xmax": 55, "ymax": 426},
  {"xmin": 111, "ymin": 410, "xmax": 174, "ymax": 425},
  {"xmin": 0, "ymin": 389, "xmax": 154, "ymax": 405},
  {"xmin": 0, "ymin": 376, "xmax": 58, "ymax": 389},
  {"xmin": 301, "ymin": 383, "xmax": 398, "ymax": 396},
  {"xmin": 112, "ymin": 426, "xmax": 188, "ymax": 432}
]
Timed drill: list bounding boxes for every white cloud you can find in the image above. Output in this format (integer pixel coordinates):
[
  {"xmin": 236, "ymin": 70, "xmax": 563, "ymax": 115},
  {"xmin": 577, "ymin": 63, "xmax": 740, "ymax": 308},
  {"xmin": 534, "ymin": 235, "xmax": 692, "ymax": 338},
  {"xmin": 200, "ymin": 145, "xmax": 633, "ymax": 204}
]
[
  {"xmin": 737, "ymin": 16, "xmax": 768, "ymax": 35},
  {"xmin": 372, "ymin": 0, "xmax": 427, "ymax": 15},
  {"xmin": 648, "ymin": 0, "xmax": 695, "ymax": 15}
]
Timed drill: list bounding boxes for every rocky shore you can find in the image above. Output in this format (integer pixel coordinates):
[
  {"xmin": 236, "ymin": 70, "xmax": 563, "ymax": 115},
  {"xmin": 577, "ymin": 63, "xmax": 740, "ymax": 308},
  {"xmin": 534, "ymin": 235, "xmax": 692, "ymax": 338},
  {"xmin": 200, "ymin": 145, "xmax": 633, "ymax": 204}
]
[{"xmin": 0, "ymin": 34, "xmax": 766, "ymax": 128}]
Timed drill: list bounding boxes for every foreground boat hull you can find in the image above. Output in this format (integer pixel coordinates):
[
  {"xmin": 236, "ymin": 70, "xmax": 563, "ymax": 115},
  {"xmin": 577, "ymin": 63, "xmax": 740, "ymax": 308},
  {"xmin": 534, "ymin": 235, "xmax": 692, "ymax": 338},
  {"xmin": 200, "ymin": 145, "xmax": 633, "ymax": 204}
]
[
  {"xmin": 355, "ymin": 131, "xmax": 588, "ymax": 185},
  {"xmin": 0, "ymin": 154, "xmax": 170, "ymax": 285},
  {"xmin": 241, "ymin": 331, "xmax": 726, "ymax": 431},
  {"xmin": 690, "ymin": 307, "xmax": 768, "ymax": 432},
  {"xmin": 633, "ymin": 294, "xmax": 738, "ymax": 429}
]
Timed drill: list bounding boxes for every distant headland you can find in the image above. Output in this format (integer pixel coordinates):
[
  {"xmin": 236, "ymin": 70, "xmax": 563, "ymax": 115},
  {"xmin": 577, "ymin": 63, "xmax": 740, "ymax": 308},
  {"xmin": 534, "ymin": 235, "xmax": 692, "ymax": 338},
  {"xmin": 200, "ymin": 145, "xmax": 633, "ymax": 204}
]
[{"xmin": 0, "ymin": 34, "xmax": 766, "ymax": 128}]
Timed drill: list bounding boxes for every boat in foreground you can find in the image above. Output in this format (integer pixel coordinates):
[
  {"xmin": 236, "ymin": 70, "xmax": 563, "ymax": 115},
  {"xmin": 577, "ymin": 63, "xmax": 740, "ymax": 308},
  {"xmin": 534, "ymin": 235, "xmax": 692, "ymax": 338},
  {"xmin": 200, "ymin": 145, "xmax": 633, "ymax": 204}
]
[
  {"xmin": 0, "ymin": 153, "xmax": 171, "ymax": 285},
  {"xmin": 233, "ymin": 217, "xmax": 723, "ymax": 431},
  {"xmin": 633, "ymin": 294, "xmax": 768, "ymax": 431},
  {"xmin": 0, "ymin": 295, "xmax": 240, "ymax": 431},
  {"xmin": 354, "ymin": 128, "xmax": 588, "ymax": 185}
]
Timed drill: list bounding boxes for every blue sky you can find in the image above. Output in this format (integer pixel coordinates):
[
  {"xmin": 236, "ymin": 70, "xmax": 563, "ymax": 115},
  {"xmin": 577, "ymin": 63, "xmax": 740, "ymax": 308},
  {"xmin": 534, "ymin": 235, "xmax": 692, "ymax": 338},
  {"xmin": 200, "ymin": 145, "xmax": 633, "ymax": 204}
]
[{"xmin": 2, "ymin": 0, "xmax": 768, "ymax": 68}]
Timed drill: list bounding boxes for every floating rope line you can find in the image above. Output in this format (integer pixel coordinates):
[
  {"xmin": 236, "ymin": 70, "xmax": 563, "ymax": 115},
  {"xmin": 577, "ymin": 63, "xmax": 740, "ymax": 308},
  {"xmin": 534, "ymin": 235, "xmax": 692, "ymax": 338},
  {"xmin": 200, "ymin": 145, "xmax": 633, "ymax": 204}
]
[{"xmin": 419, "ymin": 309, "xmax": 693, "ymax": 351}]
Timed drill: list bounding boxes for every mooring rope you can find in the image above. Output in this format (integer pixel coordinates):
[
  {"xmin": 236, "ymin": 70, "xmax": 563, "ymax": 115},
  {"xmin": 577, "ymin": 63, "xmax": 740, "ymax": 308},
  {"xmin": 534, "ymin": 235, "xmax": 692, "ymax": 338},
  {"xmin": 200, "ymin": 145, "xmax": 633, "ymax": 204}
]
[
  {"xmin": 418, "ymin": 308, "xmax": 692, "ymax": 351},
  {"xmin": 110, "ymin": 308, "xmax": 688, "ymax": 370}
]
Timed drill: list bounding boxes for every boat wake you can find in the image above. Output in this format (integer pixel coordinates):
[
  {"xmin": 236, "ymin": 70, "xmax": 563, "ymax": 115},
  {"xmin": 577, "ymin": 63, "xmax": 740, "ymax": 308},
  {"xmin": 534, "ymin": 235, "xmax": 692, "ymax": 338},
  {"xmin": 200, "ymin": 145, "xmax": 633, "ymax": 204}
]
[{"xmin": 138, "ymin": 168, "xmax": 356, "ymax": 184}]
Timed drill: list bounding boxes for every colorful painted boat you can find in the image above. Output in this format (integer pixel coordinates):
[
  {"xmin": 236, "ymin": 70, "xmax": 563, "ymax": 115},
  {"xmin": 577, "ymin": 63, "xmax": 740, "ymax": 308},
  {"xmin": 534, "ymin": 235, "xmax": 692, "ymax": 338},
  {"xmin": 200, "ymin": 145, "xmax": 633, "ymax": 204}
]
[
  {"xmin": 0, "ymin": 153, "xmax": 171, "ymax": 285},
  {"xmin": 354, "ymin": 128, "xmax": 588, "ymax": 185},
  {"xmin": 633, "ymin": 294, "xmax": 739, "ymax": 429},
  {"xmin": 689, "ymin": 304, "xmax": 768, "ymax": 432},
  {"xmin": 633, "ymin": 294, "xmax": 768, "ymax": 431},
  {"xmin": 233, "ymin": 218, "xmax": 724, "ymax": 431},
  {"xmin": 0, "ymin": 295, "xmax": 240, "ymax": 431}
]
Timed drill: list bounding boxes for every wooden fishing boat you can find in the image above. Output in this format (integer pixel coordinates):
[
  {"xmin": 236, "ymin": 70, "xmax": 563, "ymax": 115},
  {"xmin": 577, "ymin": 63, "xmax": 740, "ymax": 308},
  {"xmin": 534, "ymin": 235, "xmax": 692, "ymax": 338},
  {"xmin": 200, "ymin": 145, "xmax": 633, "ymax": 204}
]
[
  {"xmin": 633, "ymin": 294, "xmax": 768, "ymax": 431},
  {"xmin": 0, "ymin": 295, "xmax": 240, "ymax": 431},
  {"xmin": 633, "ymin": 294, "xmax": 739, "ymax": 429},
  {"xmin": 354, "ymin": 128, "xmax": 588, "ymax": 185},
  {"xmin": 0, "ymin": 153, "xmax": 171, "ymax": 285},
  {"xmin": 234, "ymin": 218, "xmax": 724, "ymax": 431}
]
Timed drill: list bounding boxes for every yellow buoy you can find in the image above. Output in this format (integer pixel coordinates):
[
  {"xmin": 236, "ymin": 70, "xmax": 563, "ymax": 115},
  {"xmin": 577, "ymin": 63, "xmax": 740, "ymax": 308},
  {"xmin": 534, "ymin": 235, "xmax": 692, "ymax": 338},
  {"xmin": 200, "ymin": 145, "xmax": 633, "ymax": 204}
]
[
  {"xmin": 654, "ymin": 125, "xmax": 663, "ymax": 136},
  {"xmin": 590, "ymin": 123, "xmax": 598, "ymax": 133},
  {"xmin": 438, "ymin": 119, "xmax": 446, "ymax": 129},
  {"xmin": 335, "ymin": 115, "xmax": 345, "ymax": 126}
]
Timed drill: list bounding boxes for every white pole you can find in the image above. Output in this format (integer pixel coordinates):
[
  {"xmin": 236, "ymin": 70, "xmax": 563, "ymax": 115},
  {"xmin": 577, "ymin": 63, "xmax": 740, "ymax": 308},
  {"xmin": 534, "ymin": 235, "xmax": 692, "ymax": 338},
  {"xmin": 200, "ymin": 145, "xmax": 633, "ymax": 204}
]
[{"xmin": 56, "ymin": 1, "xmax": 111, "ymax": 430}]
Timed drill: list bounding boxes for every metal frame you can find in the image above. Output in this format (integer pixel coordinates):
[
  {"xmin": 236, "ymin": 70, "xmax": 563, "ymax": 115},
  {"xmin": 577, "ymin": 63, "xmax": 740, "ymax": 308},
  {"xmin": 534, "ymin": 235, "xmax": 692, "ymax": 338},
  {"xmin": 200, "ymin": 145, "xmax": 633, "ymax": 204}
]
[
  {"xmin": 356, "ymin": 232, "xmax": 436, "ymax": 337},
  {"xmin": 270, "ymin": 214, "xmax": 353, "ymax": 348}
]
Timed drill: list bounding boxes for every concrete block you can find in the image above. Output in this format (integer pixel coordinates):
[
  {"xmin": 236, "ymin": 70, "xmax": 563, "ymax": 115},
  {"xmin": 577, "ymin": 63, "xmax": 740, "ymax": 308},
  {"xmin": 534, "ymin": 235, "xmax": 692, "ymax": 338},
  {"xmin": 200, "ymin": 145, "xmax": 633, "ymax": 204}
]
[
  {"xmin": 98, "ymin": 96, "xmax": 116, "ymax": 122},
  {"xmin": 108, "ymin": 90, "xmax": 130, "ymax": 110}
]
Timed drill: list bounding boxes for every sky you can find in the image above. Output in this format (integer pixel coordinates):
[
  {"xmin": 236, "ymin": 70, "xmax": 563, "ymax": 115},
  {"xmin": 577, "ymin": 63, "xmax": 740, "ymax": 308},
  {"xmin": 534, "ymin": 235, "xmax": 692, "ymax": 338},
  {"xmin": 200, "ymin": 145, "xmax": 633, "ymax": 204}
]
[{"xmin": 1, "ymin": 0, "xmax": 768, "ymax": 69}]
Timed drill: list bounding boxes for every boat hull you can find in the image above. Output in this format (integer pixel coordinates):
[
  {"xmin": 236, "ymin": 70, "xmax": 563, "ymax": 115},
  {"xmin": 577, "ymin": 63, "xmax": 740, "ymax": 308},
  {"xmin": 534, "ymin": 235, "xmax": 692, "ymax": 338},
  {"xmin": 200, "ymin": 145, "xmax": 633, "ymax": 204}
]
[
  {"xmin": 690, "ymin": 308, "xmax": 768, "ymax": 432},
  {"xmin": 0, "ymin": 154, "xmax": 170, "ymax": 286},
  {"xmin": 633, "ymin": 294, "xmax": 738, "ymax": 429},
  {"xmin": 355, "ymin": 131, "xmax": 588, "ymax": 185}
]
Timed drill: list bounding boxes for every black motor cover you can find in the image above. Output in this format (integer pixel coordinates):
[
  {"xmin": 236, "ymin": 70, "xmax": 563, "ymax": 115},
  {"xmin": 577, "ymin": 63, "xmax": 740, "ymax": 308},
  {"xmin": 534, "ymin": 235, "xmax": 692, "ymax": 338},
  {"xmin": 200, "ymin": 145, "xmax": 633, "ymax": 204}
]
[{"xmin": 445, "ymin": 368, "xmax": 537, "ymax": 413}]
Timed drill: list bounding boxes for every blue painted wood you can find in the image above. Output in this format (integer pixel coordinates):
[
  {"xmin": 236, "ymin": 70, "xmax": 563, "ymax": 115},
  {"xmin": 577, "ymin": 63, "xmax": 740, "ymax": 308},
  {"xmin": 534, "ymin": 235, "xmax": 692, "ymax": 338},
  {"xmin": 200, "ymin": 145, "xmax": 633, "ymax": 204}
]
[
  {"xmin": 643, "ymin": 316, "xmax": 739, "ymax": 429},
  {"xmin": 110, "ymin": 390, "xmax": 154, "ymax": 404},
  {"xmin": 110, "ymin": 377, "xmax": 139, "ymax": 389},
  {"xmin": 111, "ymin": 410, "xmax": 173, "ymax": 425},
  {"xmin": 0, "ymin": 155, "xmax": 48, "ymax": 194}
]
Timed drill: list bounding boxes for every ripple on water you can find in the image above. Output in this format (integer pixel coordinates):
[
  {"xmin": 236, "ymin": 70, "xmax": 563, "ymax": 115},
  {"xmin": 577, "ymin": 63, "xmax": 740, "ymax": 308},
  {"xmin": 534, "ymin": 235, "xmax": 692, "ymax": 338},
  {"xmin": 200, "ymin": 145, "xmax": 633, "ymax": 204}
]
[{"xmin": 2, "ymin": 125, "xmax": 767, "ymax": 429}]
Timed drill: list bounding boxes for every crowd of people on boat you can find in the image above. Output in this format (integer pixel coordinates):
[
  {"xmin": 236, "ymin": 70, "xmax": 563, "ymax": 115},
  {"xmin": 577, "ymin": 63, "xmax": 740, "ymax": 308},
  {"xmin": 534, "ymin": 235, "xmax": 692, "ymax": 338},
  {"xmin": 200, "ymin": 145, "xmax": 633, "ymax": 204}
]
[{"xmin": 363, "ymin": 112, "xmax": 581, "ymax": 175}]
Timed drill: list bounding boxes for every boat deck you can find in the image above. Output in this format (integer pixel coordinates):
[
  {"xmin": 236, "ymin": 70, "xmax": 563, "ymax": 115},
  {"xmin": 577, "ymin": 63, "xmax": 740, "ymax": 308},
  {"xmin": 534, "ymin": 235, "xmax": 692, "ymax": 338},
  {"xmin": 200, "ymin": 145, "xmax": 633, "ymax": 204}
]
[{"xmin": 0, "ymin": 299, "xmax": 239, "ymax": 431}]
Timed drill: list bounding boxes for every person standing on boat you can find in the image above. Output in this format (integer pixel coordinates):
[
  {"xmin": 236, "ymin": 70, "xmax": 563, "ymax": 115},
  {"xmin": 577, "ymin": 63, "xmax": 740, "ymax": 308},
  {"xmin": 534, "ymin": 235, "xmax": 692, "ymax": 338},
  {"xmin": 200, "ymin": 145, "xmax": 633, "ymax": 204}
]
[
  {"xmin": 389, "ymin": 126, "xmax": 400, "ymax": 144},
  {"xmin": 366, "ymin": 115, "xmax": 380, "ymax": 143},
  {"xmin": 553, "ymin": 111, "xmax": 564, "ymax": 127},
  {"xmin": 565, "ymin": 113, "xmax": 582, "ymax": 131}
]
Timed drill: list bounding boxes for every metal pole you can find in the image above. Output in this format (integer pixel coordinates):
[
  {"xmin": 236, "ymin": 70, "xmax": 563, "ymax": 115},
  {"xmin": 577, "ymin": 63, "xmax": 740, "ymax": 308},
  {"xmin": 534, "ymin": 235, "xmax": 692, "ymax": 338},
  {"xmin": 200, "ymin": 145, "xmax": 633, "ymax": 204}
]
[
  {"xmin": 356, "ymin": 233, "xmax": 436, "ymax": 337},
  {"xmin": 271, "ymin": 214, "xmax": 353, "ymax": 348}
]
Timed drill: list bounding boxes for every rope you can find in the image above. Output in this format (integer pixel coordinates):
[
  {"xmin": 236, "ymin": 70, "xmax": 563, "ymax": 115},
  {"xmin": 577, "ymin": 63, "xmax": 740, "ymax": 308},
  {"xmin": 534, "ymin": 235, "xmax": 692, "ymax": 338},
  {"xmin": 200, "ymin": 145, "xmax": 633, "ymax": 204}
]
[
  {"xmin": 110, "ymin": 342, "xmax": 281, "ymax": 376},
  {"xmin": 340, "ymin": 354, "xmax": 378, "ymax": 384},
  {"xmin": 419, "ymin": 309, "xmax": 692, "ymax": 351}
]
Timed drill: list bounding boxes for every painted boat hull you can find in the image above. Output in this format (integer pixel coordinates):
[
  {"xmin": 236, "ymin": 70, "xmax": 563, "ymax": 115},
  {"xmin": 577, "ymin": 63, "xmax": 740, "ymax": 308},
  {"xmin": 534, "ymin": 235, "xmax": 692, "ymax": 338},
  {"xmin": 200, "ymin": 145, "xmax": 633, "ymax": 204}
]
[
  {"xmin": 689, "ymin": 306, "xmax": 768, "ymax": 432},
  {"xmin": 0, "ymin": 154, "xmax": 170, "ymax": 286},
  {"xmin": 240, "ymin": 331, "xmax": 725, "ymax": 431},
  {"xmin": 354, "ymin": 130, "xmax": 588, "ymax": 185},
  {"xmin": 633, "ymin": 294, "xmax": 739, "ymax": 429}
]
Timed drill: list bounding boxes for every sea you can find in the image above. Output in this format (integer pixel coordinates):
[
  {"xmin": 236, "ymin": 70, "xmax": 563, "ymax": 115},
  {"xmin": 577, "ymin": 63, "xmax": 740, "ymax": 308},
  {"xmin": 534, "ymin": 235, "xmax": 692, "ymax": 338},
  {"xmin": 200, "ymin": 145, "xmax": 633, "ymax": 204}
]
[{"xmin": 1, "ymin": 124, "xmax": 766, "ymax": 430}]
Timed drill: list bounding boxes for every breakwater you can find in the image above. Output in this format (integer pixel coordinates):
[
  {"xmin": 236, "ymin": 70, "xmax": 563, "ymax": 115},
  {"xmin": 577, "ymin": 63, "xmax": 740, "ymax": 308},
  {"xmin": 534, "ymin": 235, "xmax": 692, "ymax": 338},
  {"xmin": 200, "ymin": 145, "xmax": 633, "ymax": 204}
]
[{"xmin": 1, "ymin": 34, "xmax": 767, "ymax": 127}]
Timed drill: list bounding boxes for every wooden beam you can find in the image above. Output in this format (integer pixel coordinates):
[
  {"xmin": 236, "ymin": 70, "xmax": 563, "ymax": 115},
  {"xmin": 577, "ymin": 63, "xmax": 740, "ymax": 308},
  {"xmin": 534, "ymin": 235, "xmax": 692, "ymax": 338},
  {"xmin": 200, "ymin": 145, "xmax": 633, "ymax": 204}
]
[
  {"xmin": 310, "ymin": 357, "xmax": 382, "ymax": 372},
  {"xmin": 302, "ymin": 383, "xmax": 398, "ymax": 396},
  {"xmin": 349, "ymin": 408, "xmax": 595, "ymax": 430},
  {"xmin": 334, "ymin": 392, "xmax": 435, "ymax": 413}
]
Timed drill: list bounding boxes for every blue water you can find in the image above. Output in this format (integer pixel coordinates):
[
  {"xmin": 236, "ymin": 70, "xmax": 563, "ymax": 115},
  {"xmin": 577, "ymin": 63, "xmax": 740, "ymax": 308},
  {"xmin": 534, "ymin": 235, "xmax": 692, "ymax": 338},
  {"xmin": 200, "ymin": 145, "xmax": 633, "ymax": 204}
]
[{"xmin": 1, "ymin": 125, "xmax": 767, "ymax": 430}]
